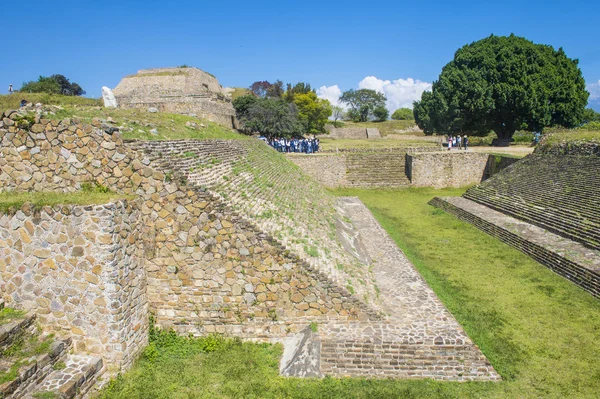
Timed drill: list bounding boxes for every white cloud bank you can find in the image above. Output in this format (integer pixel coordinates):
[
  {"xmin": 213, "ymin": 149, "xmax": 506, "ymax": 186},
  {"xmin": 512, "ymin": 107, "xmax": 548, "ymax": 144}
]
[
  {"xmin": 316, "ymin": 84, "xmax": 343, "ymax": 107},
  {"xmin": 588, "ymin": 80, "xmax": 600, "ymax": 101},
  {"xmin": 317, "ymin": 77, "xmax": 432, "ymax": 114}
]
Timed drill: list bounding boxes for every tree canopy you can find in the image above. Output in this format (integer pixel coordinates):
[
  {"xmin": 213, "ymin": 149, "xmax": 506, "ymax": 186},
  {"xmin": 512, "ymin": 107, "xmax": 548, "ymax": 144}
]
[
  {"xmin": 391, "ymin": 108, "xmax": 414, "ymax": 120},
  {"xmin": 292, "ymin": 92, "xmax": 332, "ymax": 134},
  {"xmin": 234, "ymin": 96, "xmax": 304, "ymax": 138},
  {"xmin": 413, "ymin": 34, "xmax": 589, "ymax": 145},
  {"xmin": 21, "ymin": 74, "xmax": 86, "ymax": 96},
  {"xmin": 339, "ymin": 89, "xmax": 387, "ymax": 122},
  {"xmin": 237, "ymin": 80, "xmax": 332, "ymax": 136}
]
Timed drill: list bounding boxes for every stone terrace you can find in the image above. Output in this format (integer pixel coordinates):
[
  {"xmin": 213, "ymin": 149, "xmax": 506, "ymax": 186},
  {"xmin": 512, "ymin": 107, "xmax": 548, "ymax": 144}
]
[
  {"xmin": 430, "ymin": 197, "xmax": 600, "ymax": 298},
  {"xmin": 463, "ymin": 154, "xmax": 600, "ymax": 251},
  {"xmin": 129, "ymin": 139, "xmax": 384, "ymax": 316},
  {"xmin": 0, "ymin": 303, "xmax": 103, "ymax": 399}
]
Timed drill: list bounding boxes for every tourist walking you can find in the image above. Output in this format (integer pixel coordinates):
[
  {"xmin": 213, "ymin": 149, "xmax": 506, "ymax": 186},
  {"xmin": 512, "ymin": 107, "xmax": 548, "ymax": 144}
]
[
  {"xmin": 447, "ymin": 135, "xmax": 452, "ymax": 151},
  {"xmin": 463, "ymin": 135, "xmax": 468, "ymax": 150},
  {"xmin": 457, "ymin": 135, "xmax": 462, "ymax": 149}
]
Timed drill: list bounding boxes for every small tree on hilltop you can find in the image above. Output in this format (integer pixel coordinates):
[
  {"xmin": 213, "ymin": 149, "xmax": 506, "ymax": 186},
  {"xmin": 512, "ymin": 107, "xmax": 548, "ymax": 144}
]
[
  {"xmin": 331, "ymin": 105, "xmax": 344, "ymax": 127},
  {"xmin": 413, "ymin": 34, "xmax": 589, "ymax": 145},
  {"xmin": 21, "ymin": 74, "xmax": 86, "ymax": 96},
  {"xmin": 339, "ymin": 89, "xmax": 387, "ymax": 122},
  {"xmin": 391, "ymin": 108, "xmax": 414, "ymax": 120}
]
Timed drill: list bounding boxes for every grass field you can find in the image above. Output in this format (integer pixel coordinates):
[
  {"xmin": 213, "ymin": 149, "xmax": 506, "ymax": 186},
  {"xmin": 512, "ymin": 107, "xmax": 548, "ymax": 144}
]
[
  {"xmin": 98, "ymin": 187, "xmax": 600, "ymax": 399},
  {"xmin": 319, "ymin": 138, "xmax": 439, "ymax": 151},
  {"xmin": 543, "ymin": 128, "xmax": 600, "ymax": 144}
]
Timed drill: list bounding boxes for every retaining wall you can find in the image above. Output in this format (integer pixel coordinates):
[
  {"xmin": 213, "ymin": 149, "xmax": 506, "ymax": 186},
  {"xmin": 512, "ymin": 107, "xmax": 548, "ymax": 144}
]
[
  {"xmin": 0, "ymin": 110, "xmax": 369, "ymax": 359},
  {"xmin": 289, "ymin": 150, "xmax": 518, "ymax": 189},
  {"xmin": 0, "ymin": 200, "xmax": 147, "ymax": 370}
]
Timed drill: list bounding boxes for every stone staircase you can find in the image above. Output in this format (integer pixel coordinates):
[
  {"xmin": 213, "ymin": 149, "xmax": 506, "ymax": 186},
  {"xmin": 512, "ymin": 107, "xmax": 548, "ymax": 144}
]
[
  {"xmin": 0, "ymin": 301, "xmax": 103, "ymax": 399},
  {"xmin": 345, "ymin": 153, "xmax": 410, "ymax": 187},
  {"xmin": 463, "ymin": 154, "xmax": 600, "ymax": 251},
  {"xmin": 127, "ymin": 139, "xmax": 383, "ymax": 316}
]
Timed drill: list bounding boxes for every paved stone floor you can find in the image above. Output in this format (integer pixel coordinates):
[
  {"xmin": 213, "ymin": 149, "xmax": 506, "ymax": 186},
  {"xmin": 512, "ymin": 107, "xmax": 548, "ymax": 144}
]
[
  {"xmin": 335, "ymin": 197, "xmax": 479, "ymax": 338},
  {"xmin": 293, "ymin": 197, "xmax": 500, "ymax": 380}
]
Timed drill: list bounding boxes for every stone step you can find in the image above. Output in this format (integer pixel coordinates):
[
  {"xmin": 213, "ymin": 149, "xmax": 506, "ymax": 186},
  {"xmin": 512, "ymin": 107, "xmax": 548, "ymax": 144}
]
[
  {"xmin": 0, "ymin": 338, "xmax": 71, "ymax": 399},
  {"xmin": 0, "ymin": 313, "xmax": 36, "ymax": 353},
  {"xmin": 24, "ymin": 355, "xmax": 103, "ymax": 399}
]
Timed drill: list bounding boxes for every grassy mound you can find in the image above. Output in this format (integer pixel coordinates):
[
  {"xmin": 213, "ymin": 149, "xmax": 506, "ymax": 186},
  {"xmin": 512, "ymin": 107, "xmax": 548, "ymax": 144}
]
[{"xmin": 0, "ymin": 93, "xmax": 101, "ymax": 109}]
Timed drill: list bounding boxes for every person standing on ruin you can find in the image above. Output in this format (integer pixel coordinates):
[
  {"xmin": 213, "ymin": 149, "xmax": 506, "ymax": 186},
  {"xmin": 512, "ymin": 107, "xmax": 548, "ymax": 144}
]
[{"xmin": 8, "ymin": 84, "xmax": 13, "ymax": 94}]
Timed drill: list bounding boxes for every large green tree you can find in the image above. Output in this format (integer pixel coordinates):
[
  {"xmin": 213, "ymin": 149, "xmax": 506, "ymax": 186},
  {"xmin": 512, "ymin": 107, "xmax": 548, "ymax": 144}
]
[
  {"xmin": 292, "ymin": 92, "xmax": 332, "ymax": 134},
  {"xmin": 413, "ymin": 34, "xmax": 589, "ymax": 145},
  {"xmin": 233, "ymin": 96, "xmax": 303, "ymax": 138},
  {"xmin": 21, "ymin": 74, "xmax": 86, "ymax": 96},
  {"xmin": 339, "ymin": 89, "xmax": 387, "ymax": 122}
]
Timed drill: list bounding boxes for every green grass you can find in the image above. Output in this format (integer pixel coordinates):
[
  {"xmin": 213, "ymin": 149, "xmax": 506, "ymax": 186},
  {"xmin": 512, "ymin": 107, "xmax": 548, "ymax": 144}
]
[
  {"xmin": 1, "ymin": 333, "xmax": 56, "ymax": 384},
  {"xmin": 229, "ymin": 87, "xmax": 253, "ymax": 100},
  {"xmin": 0, "ymin": 307, "xmax": 26, "ymax": 325},
  {"xmin": 0, "ymin": 93, "xmax": 102, "ymax": 109},
  {"xmin": 319, "ymin": 138, "xmax": 437, "ymax": 151},
  {"xmin": 49, "ymin": 106, "xmax": 244, "ymax": 141},
  {"xmin": 543, "ymin": 128, "xmax": 600, "ymax": 145},
  {"xmin": 0, "ymin": 191, "xmax": 130, "ymax": 213},
  {"xmin": 329, "ymin": 187, "xmax": 600, "ymax": 398},
  {"xmin": 99, "ymin": 187, "xmax": 600, "ymax": 398}
]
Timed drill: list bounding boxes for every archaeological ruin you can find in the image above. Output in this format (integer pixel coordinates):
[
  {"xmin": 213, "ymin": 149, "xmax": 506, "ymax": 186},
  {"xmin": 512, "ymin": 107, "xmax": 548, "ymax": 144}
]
[
  {"xmin": 113, "ymin": 67, "xmax": 238, "ymax": 129},
  {"xmin": 1, "ymin": 99, "xmax": 598, "ymax": 398}
]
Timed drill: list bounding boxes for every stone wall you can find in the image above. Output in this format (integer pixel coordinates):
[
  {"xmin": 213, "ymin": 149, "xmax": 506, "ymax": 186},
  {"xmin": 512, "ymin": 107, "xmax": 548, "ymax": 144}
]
[
  {"xmin": 113, "ymin": 68, "xmax": 237, "ymax": 129},
  {"xmin": 326, "ymin": 127, "xmax": 377, "ymax": 139},
  {"xmin": 286, "ymin": 155, "xmax": 348, "ymax": 187},
  {"xmin": 407, "ymin": 152, "xmax": 498, "ymax": 188},
  {"xmin": 0, "ymin": 200, "xmax": 147, "ymax": 370},
  {"xmin": 0, "ymin": 109, "xmax": 368, "ymax": 352}
]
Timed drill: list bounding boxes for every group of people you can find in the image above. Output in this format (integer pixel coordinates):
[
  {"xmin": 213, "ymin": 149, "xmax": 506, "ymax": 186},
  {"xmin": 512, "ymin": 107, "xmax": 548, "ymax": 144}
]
[
  {"xmin": 447, "ymin": 134, "xmax": 469, "ymax": 150},
  {"xmin": 267, "ymin": 137, "xmax": 320, "ymax": 154}
]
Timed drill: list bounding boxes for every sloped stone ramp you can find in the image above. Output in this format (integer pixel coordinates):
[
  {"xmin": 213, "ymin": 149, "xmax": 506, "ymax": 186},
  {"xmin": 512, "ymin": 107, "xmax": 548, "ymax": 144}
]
[{"xmin": 281, "ymin": 198, "xmax": 499, "ymax": 381}]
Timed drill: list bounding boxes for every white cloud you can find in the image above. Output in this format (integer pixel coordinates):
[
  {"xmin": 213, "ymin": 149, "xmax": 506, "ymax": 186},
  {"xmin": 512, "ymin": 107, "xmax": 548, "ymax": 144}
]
[
  {"xmin": 358, "ymin": 76, "xmax": 432, "ymax": 112},
  {"xmin": 317, "ymin": 77, "xmax": 432, "ymax": 114},
  {"xmin": 588, "ymin": 80, "xmax": 600, "ymax": 101},
  {"xmin": 316, "ymin": 85, "xmax": 343, "ymax": 107}
]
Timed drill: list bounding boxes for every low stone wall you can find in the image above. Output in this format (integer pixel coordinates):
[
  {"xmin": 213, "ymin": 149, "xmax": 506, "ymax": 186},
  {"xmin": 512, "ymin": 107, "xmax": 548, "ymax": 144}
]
[
  {"xmin": 0, "ymin": 200, "xmax": 147, "ymax": 370},
  {"xmin": 287, "ymin": 155, "xmax": 348, "ymax": 187},
  {"xmin": 406, "ymin": 152, "xmax": 516, "ymax": 188},
  {"xmin": 289, "ymin": 149, "xmax": 507, "ymax": 189},
  {"xmin": 326, "ymin": 127, "xmax": 370, "ymax": 139}
]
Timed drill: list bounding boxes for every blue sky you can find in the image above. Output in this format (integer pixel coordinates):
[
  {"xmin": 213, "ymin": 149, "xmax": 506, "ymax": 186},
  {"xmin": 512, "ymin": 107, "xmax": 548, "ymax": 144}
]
[{"xmin": 3, "ymin": 0, "xmax": 600, "ymax": 110}]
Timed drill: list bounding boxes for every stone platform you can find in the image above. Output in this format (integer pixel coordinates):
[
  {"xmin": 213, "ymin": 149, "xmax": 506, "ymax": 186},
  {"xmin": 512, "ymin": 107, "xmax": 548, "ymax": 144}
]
[
  {"xmin": 281, "ymin": 198, "xmax": 499, "ymax": 381},
  {"xmin": 430, "ymin": 196, "xmax": 600, "ymax": 298}
]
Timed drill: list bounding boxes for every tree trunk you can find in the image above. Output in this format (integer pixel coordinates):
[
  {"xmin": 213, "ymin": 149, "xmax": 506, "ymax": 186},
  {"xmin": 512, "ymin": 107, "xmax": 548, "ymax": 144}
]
[{"xmin": 492, "ymin": 128, "xmax": 515, "ymax": 147}]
